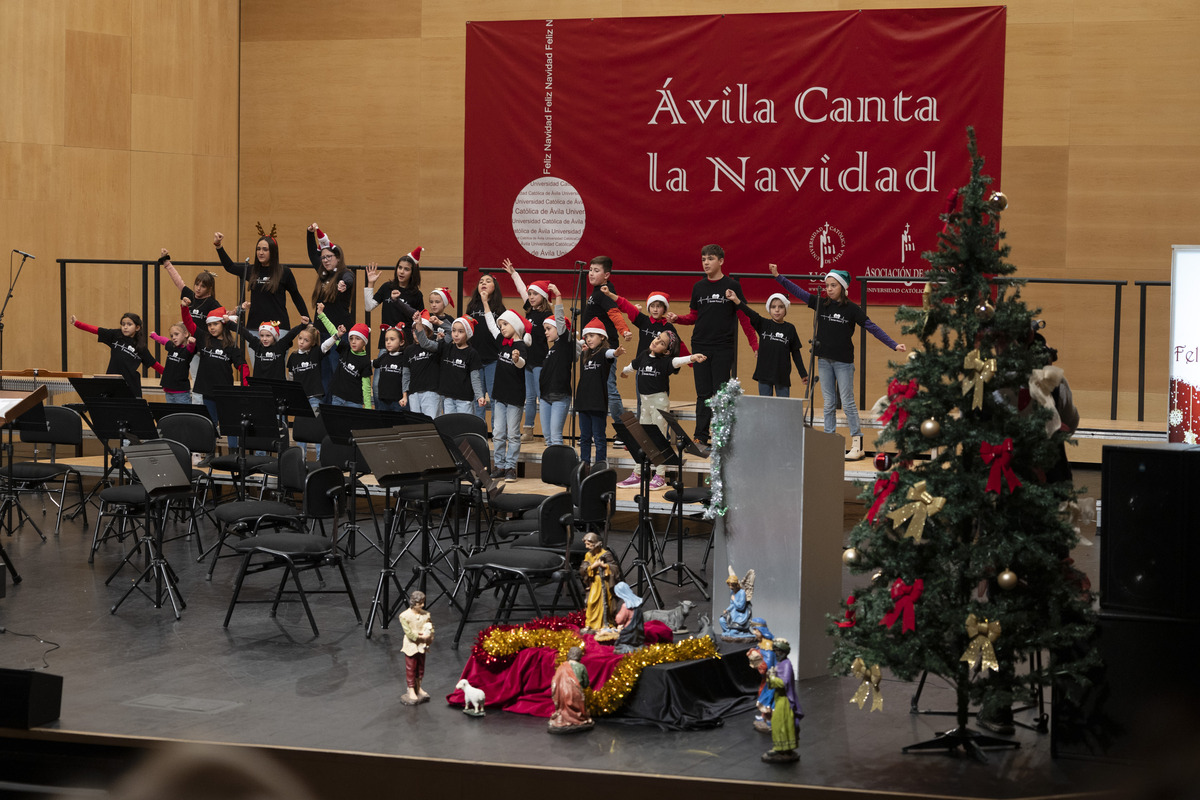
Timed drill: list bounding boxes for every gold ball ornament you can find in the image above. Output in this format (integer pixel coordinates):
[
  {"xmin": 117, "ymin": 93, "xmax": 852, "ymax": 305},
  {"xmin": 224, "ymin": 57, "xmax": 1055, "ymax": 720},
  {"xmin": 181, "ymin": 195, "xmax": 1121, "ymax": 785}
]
[
  {"xmin": 988, "ymin": 191, "xmax": 1009, "ymax": 213},
  {"xmin": 920, "ymin": 418, "xmax": 941, "ymax": 439},
  {"xmin": 907, "ymin": 350, "xmax": 919, "ymax": 362},
  {"xmin": 871, "ymin": 569, "xmax": 884, "ymax": 583},
  {"xmin": 842, "ymin": 547, "xmax": 860, "ymax": 566},
  {"xmin": 997, "ymin": 569, "xmax": 1018, "ymax": 590},
  {"xmin": 975, "ymin": 301, "xmax": 995, "ymax": 322}
]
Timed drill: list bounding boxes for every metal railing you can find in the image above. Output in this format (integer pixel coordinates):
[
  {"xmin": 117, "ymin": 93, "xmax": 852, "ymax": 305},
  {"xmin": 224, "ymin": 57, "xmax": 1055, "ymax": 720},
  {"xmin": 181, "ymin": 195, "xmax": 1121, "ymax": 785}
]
[{"xmin": 57, "ymin": 258, "xmax": 1163, "ymax": 422}]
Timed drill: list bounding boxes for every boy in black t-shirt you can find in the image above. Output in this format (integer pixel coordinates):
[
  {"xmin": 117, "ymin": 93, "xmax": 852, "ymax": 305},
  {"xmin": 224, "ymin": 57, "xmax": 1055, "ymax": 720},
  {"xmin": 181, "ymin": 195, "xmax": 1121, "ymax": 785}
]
[{"xmin": 665, "ymin": 244, "xmax": 759, "ymax": 445}]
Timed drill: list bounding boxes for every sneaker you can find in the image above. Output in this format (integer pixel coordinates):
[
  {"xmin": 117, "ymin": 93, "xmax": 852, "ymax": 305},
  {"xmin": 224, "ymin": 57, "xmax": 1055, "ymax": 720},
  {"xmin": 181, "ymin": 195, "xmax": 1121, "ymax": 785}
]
[
  {"xmin": 490, "ymin": 466, "xmax": 505, "ymax": 479},
  {"xmin": 617, "ymin": 473, "xmax": 641, "ymax": 488},
  {"xmin": 504, "ymin": 468, "xmax": 518, "ymax": 482},
  {"xmin": 649, "ymin": 474, "xmax": 667, "ymax": 490}
]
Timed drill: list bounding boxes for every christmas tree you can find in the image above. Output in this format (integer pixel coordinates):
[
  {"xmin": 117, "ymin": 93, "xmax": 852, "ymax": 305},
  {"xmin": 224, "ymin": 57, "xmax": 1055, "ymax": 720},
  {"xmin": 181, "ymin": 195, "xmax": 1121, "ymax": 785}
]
[{"xmin": 828, "ymin": 129, "xmax": 1096, "ymax": 759}]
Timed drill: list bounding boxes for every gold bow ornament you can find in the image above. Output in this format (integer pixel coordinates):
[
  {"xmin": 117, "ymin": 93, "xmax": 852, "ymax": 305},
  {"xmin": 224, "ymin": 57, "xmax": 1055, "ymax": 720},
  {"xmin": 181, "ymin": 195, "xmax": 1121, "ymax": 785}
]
[
  {"xmin": 961, "ymin": 349, "xmax": 997, "ymax": 410},
  {"xmin": 885, "ymin": 480, "xmax": 945, "ymax": 543},
  {"xmin": 960, "ymin": 613, "xmax": 1001, "ymax": 674},
  {"xmin": 850, "ymin": 657, "xmax": 883, "ymax": 711}
]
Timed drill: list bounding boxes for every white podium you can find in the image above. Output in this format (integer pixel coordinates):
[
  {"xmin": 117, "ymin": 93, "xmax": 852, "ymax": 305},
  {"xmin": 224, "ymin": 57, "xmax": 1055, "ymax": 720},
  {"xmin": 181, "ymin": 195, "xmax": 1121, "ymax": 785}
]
[{"xmin": 712, "ymin": 395, "xmax": 845, "ymax": 679}]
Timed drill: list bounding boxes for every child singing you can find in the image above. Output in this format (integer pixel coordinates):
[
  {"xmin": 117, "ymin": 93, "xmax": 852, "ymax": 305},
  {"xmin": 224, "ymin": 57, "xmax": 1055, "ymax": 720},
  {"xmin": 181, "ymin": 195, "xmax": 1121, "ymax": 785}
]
[
  {"xmin": 70, "ymin": 311, "xmax": 161, "ymax": 398},
  {"xmin": 618, "ymin": 332, "xmax": 705, "ymax": 490},
  {"xmin": 148, "ymin": 322, "xmax": 196, "ymax": 404},
  {"xmin": 576, "ymin": 318, "xmax": 625, "ymax": 468},
  {"xmin": 725, "ymin": 289, "xmax": 809, "ymax": 397}
]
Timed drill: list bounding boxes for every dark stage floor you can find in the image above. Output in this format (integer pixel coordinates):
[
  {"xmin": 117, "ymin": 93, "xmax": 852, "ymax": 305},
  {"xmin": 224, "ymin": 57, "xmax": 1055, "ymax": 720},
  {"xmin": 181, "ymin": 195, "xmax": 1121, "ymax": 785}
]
[{"xmin": 0, "ymin": 469, "xmax": 1137, "ymax": 799}]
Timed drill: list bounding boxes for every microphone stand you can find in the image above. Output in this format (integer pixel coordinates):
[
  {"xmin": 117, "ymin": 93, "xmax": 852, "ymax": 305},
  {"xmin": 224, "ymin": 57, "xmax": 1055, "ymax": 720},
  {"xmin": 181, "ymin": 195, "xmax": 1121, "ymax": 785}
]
[
  {"xmin": 0, "ymin": 252, "xmax": 33, "ymax": 371},
  {"xmin": 567, "ymin": 259, "xmax": 588, "ymax": 445},
  {"xmin": 803, "ymin": 281, "xmax": 823, "ymax": 429}
]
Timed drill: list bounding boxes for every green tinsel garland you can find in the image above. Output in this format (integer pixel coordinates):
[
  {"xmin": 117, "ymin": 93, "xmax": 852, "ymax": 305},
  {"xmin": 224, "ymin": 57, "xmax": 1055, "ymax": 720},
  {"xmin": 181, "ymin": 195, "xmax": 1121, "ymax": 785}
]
[{"xmin": 703, "ymin": 378, "xmax": 742, "ymax": 519}]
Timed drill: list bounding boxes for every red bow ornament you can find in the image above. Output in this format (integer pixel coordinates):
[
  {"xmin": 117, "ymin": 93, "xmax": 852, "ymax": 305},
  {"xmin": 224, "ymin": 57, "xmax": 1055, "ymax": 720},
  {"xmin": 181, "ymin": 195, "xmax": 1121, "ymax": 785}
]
[
  {"xmin": 880, "ymin": 578, "xmax": 923, "ymax": 633},
  {"xmin": 878, "ymin": 379, "xmax": 919, "ymax": 430},
  {"xmin": 980, "ymin": 438, "xmax": 1022, "ymax": 494},
  {"xmin": 836, "ymin": 595, "xmax": 857, "ymax": 628},
  {"xmin": 867, "ymin": 471, "xmax": 900, "ymax": 523}
]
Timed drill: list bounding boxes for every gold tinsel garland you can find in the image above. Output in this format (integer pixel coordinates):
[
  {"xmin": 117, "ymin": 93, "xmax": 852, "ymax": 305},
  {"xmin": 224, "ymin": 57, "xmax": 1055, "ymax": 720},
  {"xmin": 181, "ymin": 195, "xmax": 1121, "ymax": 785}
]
[
  {"xmin": 585, "ymin": 637, "xmax": 720, "ymax": 716},
  {"xmin": 480, "ymin": 627, "xmax": 584, "ymax": 667}
]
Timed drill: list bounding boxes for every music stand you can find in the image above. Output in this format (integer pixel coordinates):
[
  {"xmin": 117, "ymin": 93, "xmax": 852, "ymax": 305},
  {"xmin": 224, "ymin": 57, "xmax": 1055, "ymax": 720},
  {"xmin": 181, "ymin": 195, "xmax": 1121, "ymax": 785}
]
[
  {"xmin": 454, "ymin": 436, "xmax": 501, "ymax": 556},
  {"xmin": 0, "ymin": 394, "xmax": 50, "ymax": 543},
  {"xmin": 0, "ymin": 385, "xmax": 49, "ymax": 585},
  {"xmin": 249, "ymin": 376, "xmax": 317, "ymax": 487},
  {"xmin": 110, "ymin": 441, "xmax": 192, "ymax": 619},
  {"xmin": 354, "ymin": 424, "xmax": 462, "ymax": 628},
  {"xmin": 656, "ymin": 408, "xmax": 715, "ymax": 578},
  {"xmin": 612, "ymin": 415, "xmax": 678, "ymax": 607},
  {"xmin": 639, "ymin": 415, "xmax": 710, "ymax": 600},
  {"xmin": 69, "ymin": 376, "xmax": 136, "ymax": 500},
  {"xmin": 85, "ymin": 398, "xmax": 160, "ymax": 485},
  {"xmin": 206, "ymin": 386, "xmax": 281, "ymax": 500},
  {"xmin": 320, "ymin": 405, "xmax": 425, "ymax": 559}
]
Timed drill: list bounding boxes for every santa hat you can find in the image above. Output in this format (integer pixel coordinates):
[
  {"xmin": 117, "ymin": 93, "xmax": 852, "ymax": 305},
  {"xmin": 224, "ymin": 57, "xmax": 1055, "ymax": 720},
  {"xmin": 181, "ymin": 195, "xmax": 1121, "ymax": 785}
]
[
  {"xmin": 206, "ymin": 307, "xmax": 228, "ymax": 324},
  {"xmin": 453, "ymin": 316, "xmax": 476, "ymax": 339},
  {"xmin": 404, "ymin": 246, "xmax": 422, "ymax": 265},
  {"xmin": 498, "ymin": 309, "xmax": 533, "ymax": 346},
  {"xmin": 582, "ymin": 317, "xmax": 607, "ymax": 338},
  {"xmin": 314, "ymin": 226, "xmax": 332, "ymax": 251},
  {"xmin": 766, "ymin": 292, "xmax": 790, "ymax": 308},
  {"xmin": 418, "ymin": 310, "xmax": 436, "ymax": 330},
  {"xmin": 348, "ymin": 323, "xmax": 371, "ymax": 344},
  {"xmin": 646, "ymin": 291, "xmax": 670, "ymax": 309},
  {"xmin": 826, "ymin": 269, "xmax": 851, "ymax": 291},
  {"xmin": 430, "ymin": 287, "xmax": 453, "ymax": 309},
  {"xmin": 258, "ymin": 321, "xmax": 280, "ymax": 339},
  {"xmin": 542, "ymin": 315, "xmax": 570, "ymax": 331},
  {"xmin": 528, "ymin": 280, "xmax": 552, "ymax": 302}
]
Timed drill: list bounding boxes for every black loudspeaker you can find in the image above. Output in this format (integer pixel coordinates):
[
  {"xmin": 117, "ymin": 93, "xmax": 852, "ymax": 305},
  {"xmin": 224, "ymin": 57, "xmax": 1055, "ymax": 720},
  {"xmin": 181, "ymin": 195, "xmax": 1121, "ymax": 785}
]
[
  {"xmin": 1052, "ymin": 611, "xmax": 1200, "ymax": 762},
  {"xmin": 1100, "ymin": 443, "xmax": 1200, "ymax": 619},
  {"xmin": 0, "ymin": 669, "xmax": 63, "ymax": 728}
]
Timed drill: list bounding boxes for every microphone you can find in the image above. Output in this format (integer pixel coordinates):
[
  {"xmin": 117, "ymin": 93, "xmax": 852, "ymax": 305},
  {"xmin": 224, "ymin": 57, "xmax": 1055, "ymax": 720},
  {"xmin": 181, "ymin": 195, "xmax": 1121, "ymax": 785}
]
[
  {"xmin": 574, "ymin": 260, "xmax": 587, "ymax": 266},
  {"xmin": 12, "ymin": 250, "xmax": 34, "ymax": 260}
]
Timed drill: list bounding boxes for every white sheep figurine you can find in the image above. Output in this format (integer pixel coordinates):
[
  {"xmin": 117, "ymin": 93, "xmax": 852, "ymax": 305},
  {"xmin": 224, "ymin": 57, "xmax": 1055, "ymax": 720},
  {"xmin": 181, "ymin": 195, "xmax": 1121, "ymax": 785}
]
[{"xmin": 456, "ymin": 678, "xmax": 486, "ymax": 716}]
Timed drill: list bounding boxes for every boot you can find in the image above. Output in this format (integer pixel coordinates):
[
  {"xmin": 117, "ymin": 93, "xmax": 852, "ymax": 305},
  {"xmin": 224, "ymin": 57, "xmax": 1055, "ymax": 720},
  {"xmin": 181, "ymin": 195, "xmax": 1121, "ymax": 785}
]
[
  {"xmin": 521, "ymin": 426, "xmax": 535, "ymax": 443},
  {"xmin": 844, "ymin": 434, "xmax": 865, "ymax": 461}
]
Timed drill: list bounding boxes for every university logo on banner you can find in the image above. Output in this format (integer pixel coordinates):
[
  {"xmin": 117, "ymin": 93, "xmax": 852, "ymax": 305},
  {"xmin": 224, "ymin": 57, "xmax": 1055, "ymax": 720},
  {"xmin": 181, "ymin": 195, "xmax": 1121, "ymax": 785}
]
[{"xmin": 465, "ymin": 8, "xmax": 1006, "ymax": 304}]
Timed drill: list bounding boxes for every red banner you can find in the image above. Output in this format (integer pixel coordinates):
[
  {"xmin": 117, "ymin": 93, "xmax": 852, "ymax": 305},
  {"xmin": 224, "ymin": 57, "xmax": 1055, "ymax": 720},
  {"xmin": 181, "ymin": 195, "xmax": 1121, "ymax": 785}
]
[{"xmin": 464, "ymin": 8, "xmax": 1005, "ymax": 304}]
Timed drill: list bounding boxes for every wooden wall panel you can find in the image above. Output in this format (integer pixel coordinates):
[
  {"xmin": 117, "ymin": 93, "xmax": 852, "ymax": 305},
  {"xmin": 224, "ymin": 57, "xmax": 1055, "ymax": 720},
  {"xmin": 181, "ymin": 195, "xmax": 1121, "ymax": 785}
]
[
  {"xmin": 240, "ymin": 0, "xmax": 420, "ymax": 42},
  {"xmin": 130, "ymin": 151, "xmax": 194, "ymax": 256},
  {"xmin": 132, "ymin": 0, "xmax": 194, "ymax": 98},
  {"xmin": 131, "ymin": 93, "xmax": 194, "ymax": 153},
  {"xmin": 191, "ymin": 155, "xmax": 240, "ymax": 261},
  {"xmin": 64, "ymin": 29, "xmax": 132, "ymax": 150},
  {"xmin": 192, "ymin": 0, "xmax": 240, "ymax": 158},
  {"xmin": 998, "ymin": 145, "xmax": 1069, "ymax": 270},
  {"xmin": 1070, "ymin": 18, "xmax": 1200, "ymax": 146},
  {"xmin": 1003, "ymin": 22, "xmax": 1072, "ymax": 146},
  {"xmin": 65, "ymin": 0, "xmax": 131, "ymax": 35},
  {"xmin": 228, "ymin": 0, "xmax": 1200, "ymax": 426},
  {"xmin": 1, "ymin": 0, "xmax": 66, "ymax": 146},
  {"xmin": 1066, "ymin": 146, "xmax": 1200, "ymax": 275},
  {"xmin": 0, "ymin": 0, "xmax": 238, "ymax": 373}
]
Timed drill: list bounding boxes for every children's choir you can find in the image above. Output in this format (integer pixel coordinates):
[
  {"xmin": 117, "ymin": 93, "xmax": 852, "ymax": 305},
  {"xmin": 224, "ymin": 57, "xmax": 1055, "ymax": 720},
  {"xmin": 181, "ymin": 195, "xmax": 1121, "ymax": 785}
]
[{"xmin": 75, "ymin": 235, "xmax": 893, "ymax": 479}]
